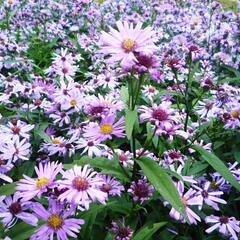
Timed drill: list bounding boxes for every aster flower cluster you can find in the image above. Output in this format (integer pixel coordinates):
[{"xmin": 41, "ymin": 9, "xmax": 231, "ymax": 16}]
[{"xmin": 0, "ymin": 0, "xmax": 240, "ymax": 240}]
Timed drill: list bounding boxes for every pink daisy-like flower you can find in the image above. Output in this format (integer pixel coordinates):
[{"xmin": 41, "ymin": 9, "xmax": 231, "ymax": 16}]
[
  {"xmin": 0, "ymin": 158, "xmax": 13, "ymax": 183},
  {"xmin": 193, "ymin": 181, "xmax": 226, "ymax": 210},
  {"xmin": 61, "ymin": 89, "xmax": 83, "ymax": 112},
  {"xmin": 30, "ymin": 200, "xmax": 84, "ymax": 240},
  {"xmin": 75, "ymin": 138, "xmax": 105, "ymax": 158},
  {"xmin": 163, "ymin": 149, "xmax": 186, "ymax": 166},
  {"xmin": 128, "ymin": 179, "xmax": 154, "ymax": 203},
  {"xmin": 169, "ymin": 187, "xmax": 202, "ymax": 225},
  {"xmin": 58, "ymin": 165, "xmax": 107, "ymax": 209},
  {"xmin": 0, "ymin": 192, "xmax": 38, "ymax": 228},
  {"xmin": 98, "ymin": 174, "xmax": 124, "ymax": 197},
  {"xmin": 0, "ymin": 138, "xmax": 31, "ymax": 162},
  {"xmin": 205, "ymin": 215, "xmax": 240, "ymax": 240},
  {"xmin": 83, "ymin": 114, "xmax": 125, "ymax": 142},
  {"xmin": 111, "ymin": 220, "xmax": 133, "ymax": 240},
  {"xmin": 0, "ymin": 120, "xmax": 34, "ymax": 141},
  {"xmin": 16, "ymin": 161, "xmax": 62, "ymax": 201},
  {"xmin": 100, "ymin": 21, "xmax": 157, "ymax": 67},
  {"xmin": 139, "ymin": 102, "xmax": 177, "ymax": 129}
]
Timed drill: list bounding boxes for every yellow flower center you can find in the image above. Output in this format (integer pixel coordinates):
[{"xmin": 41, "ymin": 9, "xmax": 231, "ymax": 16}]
[
  {"xmin": 52, "ymin": 138, "xmax": 60, "ymax": 144},
  {"xmin": 70, "ymin": 99, "xmax": 77, "ymax": 106},
  {"xmin": 122, "ymin": 39, "xmax": 136, "ymax": 52},
  {"xmin": 47, "ymin": 214, "xmax": 63, "ymax": 229},
  {"xmin": 8, "ymin": 0, "xmax": 13, "ymax": 4},
  {"xmin": 100, "ymin": 124, "xmax": 113, "ymax": 134},
  {"xmin": 210, "ymin": 181, "xmax": 218, "ymax": 190},
  {"xmin": 231, "ymin": 111, "xmax": 239, "ymax": 118},
  {"xmin": 36, "ymin": 177, "xmax": 49, "ymax": 189}
]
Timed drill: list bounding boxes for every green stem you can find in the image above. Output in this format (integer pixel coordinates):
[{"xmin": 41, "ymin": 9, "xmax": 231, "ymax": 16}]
[
  {"xmin": 184, "ymin": 53, "xmax": 192, "ymax": 131},
  {"xmin": 137, "ymin": 126, "xmax": 157, "ymax": 160}
]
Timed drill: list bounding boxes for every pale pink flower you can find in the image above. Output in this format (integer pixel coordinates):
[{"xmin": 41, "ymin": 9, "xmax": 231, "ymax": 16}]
[
  {"xmin": 75, "ymin": 138, "xmax": 105, "ymax": 158},
  {"xmin": 83, "ymin": 114, "xmax": 125, "ymax": 142},
  {"xmin": 58, "ymin": 165, "xmax": 107, "ymax": 209},
  {"xmin": 139, "ymin": 102, "xmax": 177, "ymax": 129},
  {"xmin": 0, "ymin": 192, "xmax": 38, "ymax": 228},
  {"xmin": 0, "ymin": 120, "xmax": 34, "ymax": 141},
  {"xmin": 193, "ymin": 181, "xmax": 226, "ymax": 210},
  {"xmin": 205, "ymin": 215, "xmax": 240, "ymax": 240},
  {"xmin": 169, "ymin": 187, "xmax": 202, "ymax": 225},
  {"xmin": 16, "ymin": 162, "xmax": 62, "ymax": 201},
  {"xmin": 100, "ymin": 21, "xmax": 157, "ymax": 67},
  {"xmin": 0, "ymin": 138, "xmax": 31, "ymax": 162}
]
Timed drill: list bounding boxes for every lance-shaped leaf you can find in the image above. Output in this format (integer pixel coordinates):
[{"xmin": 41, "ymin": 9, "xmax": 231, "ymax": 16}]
[
  {"xmin": 132, "ymin": 222, "xmax": 167, "ymax": 240},
  {"xmin": 0, "ymin": 182, "xmax": 16, "ymax": 196},
  {"xmin": 137, "ymin": 157, "xmax": 189, "ymax": 223},
  {"xmin": 192, "ymin": 145, "xmax": 240, "ymax": 191},
  {"xmin": 125, "ymin": 108, "xmax": 138, "ymax": 140}
]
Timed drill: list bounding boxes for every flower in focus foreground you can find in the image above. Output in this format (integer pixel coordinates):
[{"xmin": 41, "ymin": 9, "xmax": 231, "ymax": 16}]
[
  {"xmin": 16, "ymin": 161, "xmax": 62, "ymax": 201},
  {"xmin": 30, "ymin": 200, "xmax": 84, "ymax": 240},
  {"xmin": 99, "ymin": 21, "xmax": 158, "ymax": 68},
  {"xmin": 58, "ymin": 165, "xmax": 108, "ymax": 209}
]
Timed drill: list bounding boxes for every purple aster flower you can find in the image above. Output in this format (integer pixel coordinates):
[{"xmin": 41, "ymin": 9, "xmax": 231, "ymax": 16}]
[
  {"xmin": 30, "ymin": 200, "xmax": 84, "ymax": 240},
  {"xmin": 0, "ymin": 158, "xmax": 13, "ymax": 183},
  {"xmin": 58, "ymin": 165, "xmax": 107, "ymax": 209},
  {"xmin": 163, "ymin": 149, "xmax": 186, "ymax": 166},
  {"xmin": 169, "ymin": 187, "xmax": 202, "ymax": 225},
  {"xmin": 99, "ymin": 21, "xmax": 157, "ymax": 68},
  {"xmin": 193, "ymin": 181, "xmax": 226, "ymax": 210},
  {"xmin": 205, "ymin": 215, "xmax": 240, "ymax": 240},
  {"xmin": 16, "ymin": 161, "xmax": 62, "ymax": 201},
  {"xmin": 111, "ymin": 220, "xmax": 133, "ymax": 240},
  {"xmin": 128, "ymin": 179, "xmax": 154, "ymax": 203},
  {"xmin": 139, "ymin": 101, "xmax": 177, "ymax": 129},
  {"xmin": 83, "ymin": 114, "xmax": 125, "ymax": 142},
  {"xmin": 75, "ymin": 138, "xmax": 105, "ymax": 158},
  {"xmin": 98, "ymin": 174, "xmax": 124, "ymax": 197},
  {"xmin": 45, "ymin": 127, "xmax": 56, "ymax": 137},
  {"xmin": 0, "ymin": 192, "xmax": 38, "ymax": 228}
]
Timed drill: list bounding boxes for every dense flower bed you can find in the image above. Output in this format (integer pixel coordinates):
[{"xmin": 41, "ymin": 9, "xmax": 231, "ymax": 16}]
[{"xmin": 0, "ymin": 0, "xmax": 240, "ymax": 240}]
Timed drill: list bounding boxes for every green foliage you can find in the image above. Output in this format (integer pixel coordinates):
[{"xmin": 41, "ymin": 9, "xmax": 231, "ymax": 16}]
[
  {"xmin": 137, "ymin": 157, "xmax": 189, "ymax": 223},
  {"xmin": 132, "ymin": 222, "xmax": 167, "ymax": 240},
  {"xmin": 65, "ymin": 156, "xmax": 130, "ymax": 182},
  {"xmin": 0, "ymin": 182, "xmax": 16, "ymax": 196},
  {"xmin": 125, "ymin": 108, "xmax": 138, "ymax": 140},
  {"xmin": 193, "ymin": 145, "xmax": 240, "ymax": 191}
]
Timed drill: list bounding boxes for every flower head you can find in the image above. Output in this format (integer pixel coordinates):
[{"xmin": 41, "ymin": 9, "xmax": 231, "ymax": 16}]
[
  {"xmin": 128, "ymin": 179, "xmax": 154, "ymax": 203},
  {"xmin": 16, "ymin": 162, "xmax": 62, "ymax": 201},
  {"xmin": 100, "ymin": 21, "xmax": 157, "ymax": 68},
  {"xmin": 83, "ymin": 114, "xmax": 125, "ymax": 142},
  {"xmin": 0, "ymin": 192, "xmax": 38, "ymax": 228},
  {"xmin": 30, "ymin": 200, "xmax": 84, "ymax": 240},
  {"xmin": 205, "ymin": 215, "xmax": 240, "ymax": 240},
  {"xmin": 111, "ymin": 220, "xmax": 133, "ymax": 240},
  {"xmin": 58, "ymin": 165, "xmax": 107, "ymax": 209},
  {"xmin": 98, "ymin": 174, "xmax": 124, "ymax": 197}
]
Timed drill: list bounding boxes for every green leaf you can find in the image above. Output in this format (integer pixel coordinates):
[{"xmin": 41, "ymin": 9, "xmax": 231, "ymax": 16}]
[
  {"xmin": 80, "ymin": 204, "xmax": 106, "ymax": 240},
  {"xmin": 65, "ymin": 156, "xmax": 130, "ymax": 182},
  {"xmin": 132, "ymin": 222, "xmax": 167, "ymax": 240},
  {"xmin": 188, "ymin": 162, "xmax": 209, "ymax": 176},
  {"xmin": 137, "ymin": 157, "xmax": 188, "ymax": 223},
  {"xmin": 125, "ymin": 109, "xmax": 137, "ymax": 140},
  {"xmin": 120, "ymin": 86, "xmax": 129, "ymax": 105},
  {"xmin": 8, "ymin": 222, "xmax": 36, "ymax": 240},
  {"xmin": 192, "ymin": 145, "xmax": 240, "ymax": 191},
  {"xmin": 34, "ymin": 122, "xmax": 51, "ymax": 143},
  {"xmin": 0, "ymin": 182, "xmax": 16, "ymax": 196}
]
